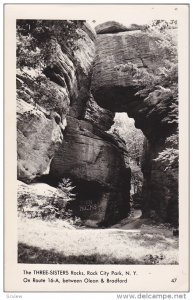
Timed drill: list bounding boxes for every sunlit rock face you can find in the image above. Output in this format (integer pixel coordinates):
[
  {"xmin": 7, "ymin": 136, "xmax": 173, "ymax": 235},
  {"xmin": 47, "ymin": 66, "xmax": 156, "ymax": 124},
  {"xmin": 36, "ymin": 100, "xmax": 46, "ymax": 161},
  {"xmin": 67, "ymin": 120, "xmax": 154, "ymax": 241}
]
[
  {"xmin": 17, "ymin": 99, "xmax": 64, "ymax": 183},
  {"xmin": 17, "ymin": 22, "xmax": 95, "ymax": 183}
]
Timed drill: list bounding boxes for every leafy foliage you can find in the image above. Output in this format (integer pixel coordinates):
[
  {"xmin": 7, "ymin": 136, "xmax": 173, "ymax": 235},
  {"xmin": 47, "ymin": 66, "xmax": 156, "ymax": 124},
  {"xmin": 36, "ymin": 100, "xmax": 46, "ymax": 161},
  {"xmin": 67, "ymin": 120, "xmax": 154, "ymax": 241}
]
[
  {"xmin": 154, "ymin": 134, "xmax": 178, "ymax": 170},
  {"xmin": 16, "ymin": 20, "xmax": 85, "ymax": 70},
  {"xmin": 110, "ymin": 114, "xmax": 144, "ymax": 165},
  {"xmin": 115, "ymin": 20, "xmax": 178, "ymax": 126},
  {"xmin": 57, "ymin": 178, "xmax": 76, "ymax": 201},
  {"xmin": 33, "ymin": 73, "xmax": 69, "ymax": 116},
  {"xmin": 109, "ymin": 113, "xmax": 144, "ymax": 197}
]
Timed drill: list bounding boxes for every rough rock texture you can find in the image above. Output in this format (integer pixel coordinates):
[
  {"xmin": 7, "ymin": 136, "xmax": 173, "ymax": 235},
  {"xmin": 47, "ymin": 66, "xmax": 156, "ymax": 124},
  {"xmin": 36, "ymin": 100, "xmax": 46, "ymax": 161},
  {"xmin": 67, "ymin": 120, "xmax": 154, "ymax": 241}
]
[
  {"xmin": 141, "ymin": 138, "xmax": 178, "ymax": 226},
  {"xmin": 17, "ymin": 21, "xmax": 95, "ymax": 183},
  {"xmin": 95, "ymin": 21, "xmax": 130, "ymax": 34},
  {"xmin": 49, "ymin": 116, "xmax": 131, "ymax": 226},
  {"xmin": 17, "ymin": 21, "xmax": 131, "ymax": 226},
  {"xmin": 18, "ymin": 180, "xmax": 64, "ymax": 202},
  {"xmin": 95, "ymin": 21, "xmax": 145, "ymax": 34},
  {"xmin": 91, "ymin": 30, "xmax": 177, "ymax": 141},
  {"xmin": 17, "ymin": 20, "xmax": 178, "ymax": 226},
  {"xmin": 17, "ymin": 180, "xmax": 69, "ymax": 218},
  {"xmin": 83, "ymin": 94, "xmax": 115, "ymax": 131},
  {"xmin": 91, "ymin": 28, "xmax": 178, "ymax": 225},
  {"xmin": 17, "ymin": 99, "xmax": 64, "ymax": 182}
]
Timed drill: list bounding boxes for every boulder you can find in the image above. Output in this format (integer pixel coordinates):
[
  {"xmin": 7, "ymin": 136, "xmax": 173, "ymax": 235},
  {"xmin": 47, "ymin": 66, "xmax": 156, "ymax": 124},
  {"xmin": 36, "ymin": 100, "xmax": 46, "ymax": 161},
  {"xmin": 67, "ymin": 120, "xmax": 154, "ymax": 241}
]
[
  {"xmin": 17, "ymin": 180, "xmax": 69, "ymax": 219},
  {"xmin": 83, "ymin": 94, "xmax": 115, "ymax": 131},
  {"xmin": 95, "ymin": 21, "xmax": 146, "ymax": 34},
  {"xmin": 49, "ymin": 116, "xmax": 131, "ymax": 226},
  {"xmin": 17, "ymin": 99, "xmax": 64, "ymax": 182},
  {"xmin": 95, "ymin": 21, "xmax": 129, "ymax": 34}
]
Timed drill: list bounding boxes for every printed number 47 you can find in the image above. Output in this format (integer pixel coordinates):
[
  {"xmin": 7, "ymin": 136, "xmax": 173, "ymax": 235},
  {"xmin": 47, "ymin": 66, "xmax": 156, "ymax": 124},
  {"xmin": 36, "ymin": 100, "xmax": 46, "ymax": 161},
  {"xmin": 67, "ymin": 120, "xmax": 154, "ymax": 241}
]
[{"xmin": 171, "ymin": 278, "xmax": 177, "ymax": 283}]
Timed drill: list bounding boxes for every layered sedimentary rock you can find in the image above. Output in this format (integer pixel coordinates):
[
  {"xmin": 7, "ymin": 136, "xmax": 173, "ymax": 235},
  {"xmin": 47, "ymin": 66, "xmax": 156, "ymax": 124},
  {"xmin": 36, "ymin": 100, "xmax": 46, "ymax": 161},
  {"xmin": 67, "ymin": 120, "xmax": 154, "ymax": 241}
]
[
  {"xmin": 49, "ymin": 116, "xmax": 131, "ymax": 226},
  {"xmin": 17, "ymin": 21, "xmax": 131, "ymax": 226},
  {"xmin": 95, "ymin": 21, "xmax": 130, "ymax": 34},
  {"xmin": 17, "ymin": 21, "xmax": 95, "ymax": 182},
  {"xmin": 141, "ymin": 137, "xmax": 178, "ymax": 226},
  {"xmin": 95, "ymin": 21, "xmax": 146, "ymax": 34},
  {"xmin": 17, "ymin": 99, "xmax": 64, "ymax": 182},
  {"xmin": 91, "ymin": 24, "xmax": 178, "ymax": 224},
  {"xmin": 83, "ymin": 94, "xmax": 115, "ymax": 131},
  {"xmin": 17, "ymin": 20, "xmax": 178, "ymax": 226},
  {"xmin": 91, "ymin": 29, "xmax": 177, "ymax": 141}
]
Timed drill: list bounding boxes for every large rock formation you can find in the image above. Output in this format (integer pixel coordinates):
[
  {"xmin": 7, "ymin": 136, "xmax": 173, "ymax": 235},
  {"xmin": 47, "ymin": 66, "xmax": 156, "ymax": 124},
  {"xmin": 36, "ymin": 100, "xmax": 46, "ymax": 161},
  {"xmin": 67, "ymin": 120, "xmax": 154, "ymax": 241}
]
[
  {"xmin": 141, "ymin": 136, "xmax": 178, "ymax": 226},
  {"xmin": 17, "ymin": 20, "xmax": 178, "ymax": 226},
  {"xmin": 17, "ymin": 98, "xmax": 64, "ymax": 182},
  {"xmin": 17, "ymin": 20, "xmax": 131, "ymax": 226},
  {"xmin": 95, "ymin": 21, "xmax": 146, "ymax": 34},
  {"xmin": 49, "ymin": 116, "xmax": 131, "ymax": 226},
  {"xmin": 17, "ymin": 180, "xmax": 70, "ymax": 219},
  {"xmin": 83, "ymin": 94, "xmax": 115, "ymax": 131},
  {"xmin": 91, "ymin": 23, "xmax": 178, "ymax": 225},
  {"xmin": 95, "ymin": 21, "xmax": 130, "ymax": 34},
  {"xmin": 17, "ymin": 21, "xmax": 95, "ymax": 182},
  {"xmin": 91, "ymin": 28, "xmax": 177, "ymax": 140}
]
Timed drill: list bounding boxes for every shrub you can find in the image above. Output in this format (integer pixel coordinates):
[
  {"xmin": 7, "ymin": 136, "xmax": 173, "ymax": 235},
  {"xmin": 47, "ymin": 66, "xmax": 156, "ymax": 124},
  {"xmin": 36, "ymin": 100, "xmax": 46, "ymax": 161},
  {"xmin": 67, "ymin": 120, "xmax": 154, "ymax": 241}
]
[
  {"xmin": 153, "ymin": 134, "xmax": 178, "ymax": 170},
  {"xmin": 16, "ymin": 20, "xmax": 85, "ymax": 70}
]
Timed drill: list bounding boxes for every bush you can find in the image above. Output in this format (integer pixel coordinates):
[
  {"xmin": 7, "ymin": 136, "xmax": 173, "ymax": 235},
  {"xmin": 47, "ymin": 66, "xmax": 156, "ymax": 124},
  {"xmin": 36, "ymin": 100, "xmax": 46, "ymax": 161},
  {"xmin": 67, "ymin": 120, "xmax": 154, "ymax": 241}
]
[
  {"xmin": 16, "ymin": 20, "xmax": 85, "ymax": 70},
  {"xmin": 153, "ymin": 134, "xmax": 178, "ymax": 170}
]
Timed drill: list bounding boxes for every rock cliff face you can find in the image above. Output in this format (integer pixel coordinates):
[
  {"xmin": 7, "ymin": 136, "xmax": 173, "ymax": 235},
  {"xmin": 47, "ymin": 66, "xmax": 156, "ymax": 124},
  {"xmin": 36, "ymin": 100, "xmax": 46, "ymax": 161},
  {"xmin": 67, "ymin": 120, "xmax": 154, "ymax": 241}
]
[
  {"xmin": 141, "ymin": 136, "xmax": 178, "ymax": 226},
  {"xmin": 91, "ymin": 23, "xmax": 178, "ymax": 225},
  {"xmin": 17, "ymin": 21, "xmax": 95, "ymax": 182},
  {"xmin": 95, "ymin": 21, "xmax": 146, "ymax": 34},
  {"xmin": 91, "ymin": 29, "xmax": 177, "ymax": 141},
  {"xmin": 17, "ymin": 99, "xmax": 64, "ymax": 182},
  {"xmin": 17, "ymin": 20, "xmax": 131, "ymax": 226},
  {"xmin": 84, "ymin": 94, "xmax": 115, "ymax": 131},
  {"xmin": 17, "ymin": 20, "xmax": 178, "ymax": 226},
  {"xmin": 49, "ymin": 116, "xmax": 130, "ymax": 226}
]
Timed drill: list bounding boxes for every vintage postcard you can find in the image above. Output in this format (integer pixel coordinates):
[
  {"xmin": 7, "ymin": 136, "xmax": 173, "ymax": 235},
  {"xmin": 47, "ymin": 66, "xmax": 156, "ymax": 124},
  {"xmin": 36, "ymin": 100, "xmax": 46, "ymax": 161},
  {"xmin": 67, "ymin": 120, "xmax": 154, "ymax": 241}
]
[{"xmin": 4, "ymin": 4, "xmax": 189, "ymax": 292}]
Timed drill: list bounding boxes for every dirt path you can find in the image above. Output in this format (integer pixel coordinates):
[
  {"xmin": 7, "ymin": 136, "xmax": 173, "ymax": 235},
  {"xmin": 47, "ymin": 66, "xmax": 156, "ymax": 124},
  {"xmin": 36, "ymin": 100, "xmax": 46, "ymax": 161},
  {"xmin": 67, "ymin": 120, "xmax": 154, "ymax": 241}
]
[{"xmin": 111, "ymin": 210, "xmax": 174, "ymax": 237}]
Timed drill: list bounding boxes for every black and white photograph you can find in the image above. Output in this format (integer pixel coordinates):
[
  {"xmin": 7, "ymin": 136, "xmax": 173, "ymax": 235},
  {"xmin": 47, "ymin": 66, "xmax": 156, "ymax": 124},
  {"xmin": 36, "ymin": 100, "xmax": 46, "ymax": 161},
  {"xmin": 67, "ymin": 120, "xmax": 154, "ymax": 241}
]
[
  {"xmin": 16, "ymin": 17, "xmax": 179, "ymax": 265},
  {"xmin": 4, "ymin": 4, "xmax": 189, "ymax": 293}
]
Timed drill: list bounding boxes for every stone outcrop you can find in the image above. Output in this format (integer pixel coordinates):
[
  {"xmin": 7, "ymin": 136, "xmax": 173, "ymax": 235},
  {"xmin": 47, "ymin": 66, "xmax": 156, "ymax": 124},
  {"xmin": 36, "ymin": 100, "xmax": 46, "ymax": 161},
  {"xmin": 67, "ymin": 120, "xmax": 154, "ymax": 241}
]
[
  {"xmin": 49, "ymin": 116, "xmax": 131, "ymax": 226},
  {"xmin": 141, "ymin": 137, "xmax": 178, "ymax": 226},
  {"xmin": 17, "ymin": 180, "xmax": 69, "ymax": 219},
  {"xmin": 91, "ymin": 29, "xmax": 177, "ymax": 141},
  {"xmin": 17, "ymin": 99, "xmax": 64, "ymax": 182},
  {"xmin": 91, "ymin": 25, "xmax": 178, "ymax": 225},
  {"xmin": 95, "ymin": 21, "xmax": 145, "ymax": 34},
  {"xmin": 83, "ymin": 94, "xmax": 115, "ymax": 131},
  {"xmin": 17, "ymin": 21, "xmax": 95, "ymax": 182},
  {"xmin": 95, "ymin": 21, "xmax": 130, "ymax": 34},
  {"xmin": 17, "ymin": 20, "xmax": 178, "ymax": 226}
]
